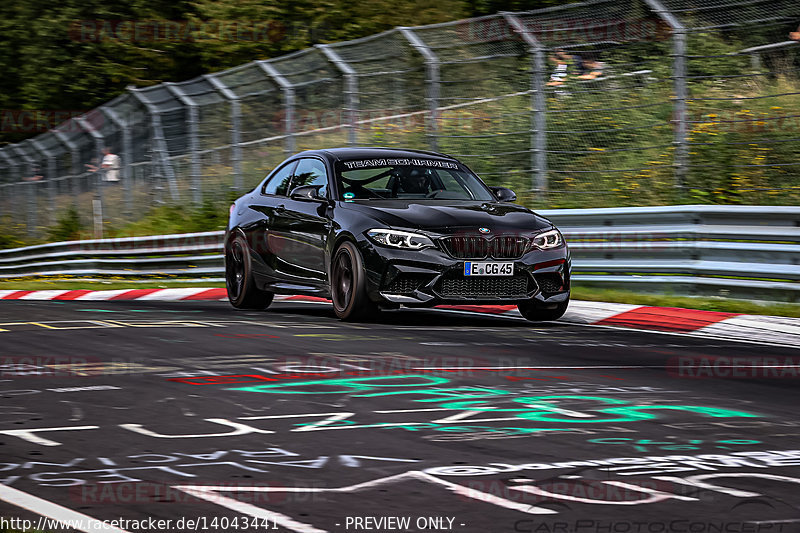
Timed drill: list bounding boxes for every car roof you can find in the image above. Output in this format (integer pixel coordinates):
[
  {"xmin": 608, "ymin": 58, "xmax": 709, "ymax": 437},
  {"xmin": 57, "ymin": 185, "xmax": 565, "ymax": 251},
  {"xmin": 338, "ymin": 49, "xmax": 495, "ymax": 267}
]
[{"xmin": 293, "ymin": 147, "xmax": 460, "ymax": 163}]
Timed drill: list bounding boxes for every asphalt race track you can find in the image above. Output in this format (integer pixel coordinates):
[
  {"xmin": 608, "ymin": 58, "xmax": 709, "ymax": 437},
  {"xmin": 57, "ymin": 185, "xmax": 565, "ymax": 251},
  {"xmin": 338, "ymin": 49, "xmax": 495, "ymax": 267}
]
[{"xmin": 1, "ymin": 299, "xmax": 800, "ymax": 533}]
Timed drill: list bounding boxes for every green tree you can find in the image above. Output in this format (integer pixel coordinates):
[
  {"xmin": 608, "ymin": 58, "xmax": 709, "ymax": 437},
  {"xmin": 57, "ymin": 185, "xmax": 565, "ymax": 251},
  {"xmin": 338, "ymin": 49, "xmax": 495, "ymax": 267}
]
[
  {"xmin": 0, "ymin": 0, "xmax": 579, "ymax": 146},
  {"xmin": 0, "ymin": 0, "xmax": 201, "ymax": 144}
]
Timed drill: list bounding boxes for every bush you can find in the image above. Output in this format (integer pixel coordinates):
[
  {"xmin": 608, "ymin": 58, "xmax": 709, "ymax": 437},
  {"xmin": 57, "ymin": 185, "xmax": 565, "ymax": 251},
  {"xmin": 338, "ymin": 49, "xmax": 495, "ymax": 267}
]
[{"xmin": 47, "ymin": 206, "xmax": 83, "ymax": 242}]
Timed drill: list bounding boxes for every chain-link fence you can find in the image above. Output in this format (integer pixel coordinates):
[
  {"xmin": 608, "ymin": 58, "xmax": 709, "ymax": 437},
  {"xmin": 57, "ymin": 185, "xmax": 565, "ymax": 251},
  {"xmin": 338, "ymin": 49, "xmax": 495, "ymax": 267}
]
[{"xmin": 1, "ymin": 0, "xmax": 798, "ymax": 238}]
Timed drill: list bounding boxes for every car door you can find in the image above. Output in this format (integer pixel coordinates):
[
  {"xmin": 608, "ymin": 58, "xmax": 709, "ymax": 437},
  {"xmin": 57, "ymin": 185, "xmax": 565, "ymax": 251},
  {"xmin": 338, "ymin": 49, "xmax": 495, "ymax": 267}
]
[
  {"xmin": 244, "ymin": 160, "xmax": 297, "ymax": 282},
  {"xmin": 267, "ymin": 157, "xmax": 331, "ymax": 287}
]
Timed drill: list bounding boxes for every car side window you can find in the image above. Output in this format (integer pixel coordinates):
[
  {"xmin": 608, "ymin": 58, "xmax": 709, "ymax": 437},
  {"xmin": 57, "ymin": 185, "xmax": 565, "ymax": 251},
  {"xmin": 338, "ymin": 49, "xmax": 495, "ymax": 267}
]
[
  {"xmin": 292, "ymin": 158, "xmax": 329, "ymax": 197},
  {"xmin": 262, "ymin": 161, "xmax": 297, "ymax": 196},
  {"xmin": 432, "ymin": 169, "xmax": 472, "ymax": 198}
]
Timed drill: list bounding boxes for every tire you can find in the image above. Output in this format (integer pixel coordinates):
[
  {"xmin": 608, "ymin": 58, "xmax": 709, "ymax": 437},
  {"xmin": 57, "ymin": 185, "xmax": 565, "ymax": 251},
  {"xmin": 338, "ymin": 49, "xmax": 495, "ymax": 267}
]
[
  {"xmin": 518, "ymin": 298, "xmax": 569, "ymax": 322},
  {"xmin": 225, "ymin": 234, "xmax": 274, "ymax": 310},
  {"xmin": 330, "ymin": 241, "xmax": 379, "ymax": 321}
]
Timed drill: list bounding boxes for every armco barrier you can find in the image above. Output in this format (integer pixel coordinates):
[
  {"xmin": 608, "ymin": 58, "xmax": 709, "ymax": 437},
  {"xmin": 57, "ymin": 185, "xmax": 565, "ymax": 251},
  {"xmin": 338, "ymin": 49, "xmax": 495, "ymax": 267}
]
[{"xmin": 0, "ymin": 206, "xmax": 797, "ymax": 301}]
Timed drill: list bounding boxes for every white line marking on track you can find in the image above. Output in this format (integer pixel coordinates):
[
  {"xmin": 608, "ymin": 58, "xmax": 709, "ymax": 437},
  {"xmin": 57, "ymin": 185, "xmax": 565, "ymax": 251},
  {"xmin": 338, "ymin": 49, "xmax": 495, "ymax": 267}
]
[
  {"xmin": 0, "ymin": 484, "xmax": 129, "ymax": 533},
  {"xmin": 173, "ymin": 485, "xmax": 327, "ymax": 533},
  {"xmin": 375, "ymin": 408, "xmax": 451, "ymax": 414},
  {"xmin": 0, "ymin": 425, "xmax": 100, "ymax": 446}
]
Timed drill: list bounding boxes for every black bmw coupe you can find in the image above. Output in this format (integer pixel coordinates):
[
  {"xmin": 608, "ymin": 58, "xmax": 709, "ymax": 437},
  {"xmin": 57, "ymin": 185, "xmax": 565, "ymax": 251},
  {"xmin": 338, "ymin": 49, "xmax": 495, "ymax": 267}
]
[{"xmin": 225, "ymin": 147, "xmax": 570, "ymax": 321}]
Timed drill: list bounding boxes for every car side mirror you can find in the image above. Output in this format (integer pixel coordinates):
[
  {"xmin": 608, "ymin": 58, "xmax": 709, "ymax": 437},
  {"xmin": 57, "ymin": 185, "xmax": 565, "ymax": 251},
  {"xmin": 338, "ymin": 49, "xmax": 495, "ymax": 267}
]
[
  {"xmin": 290, "ymin": 184, "xmax": 326, "ymax": 202},
  {"xmin": 490, "ymin": 186, "xmax": 517, "ymax": 202}
]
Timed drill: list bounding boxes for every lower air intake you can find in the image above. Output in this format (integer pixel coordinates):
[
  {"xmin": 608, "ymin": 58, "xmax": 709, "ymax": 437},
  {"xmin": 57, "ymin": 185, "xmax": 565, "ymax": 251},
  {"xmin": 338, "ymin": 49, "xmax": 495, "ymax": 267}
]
[
  {"xmin": 439, "ymin": 275, "xmax": 530, "ymax": 299},
  {"xmin": 535, "ymin": 273, "xmax": 563, "ymax": 293}
]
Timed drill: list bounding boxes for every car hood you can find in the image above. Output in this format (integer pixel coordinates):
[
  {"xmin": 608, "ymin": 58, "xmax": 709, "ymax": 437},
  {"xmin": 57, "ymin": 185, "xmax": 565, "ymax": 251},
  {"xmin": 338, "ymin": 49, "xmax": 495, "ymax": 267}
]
[{"xmin": 340, "ymin": 200, "xmax": 553, "ymax": 234}]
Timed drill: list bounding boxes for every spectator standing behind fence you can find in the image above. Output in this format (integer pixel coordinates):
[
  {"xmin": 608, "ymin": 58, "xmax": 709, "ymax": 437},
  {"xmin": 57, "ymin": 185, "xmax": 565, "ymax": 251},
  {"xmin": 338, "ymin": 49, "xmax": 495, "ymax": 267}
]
[
  {"xmin": 790, "ymin": 25, "xmax": 800, "ymax": 41},
  {"xmin": 85, "ymin": 157, "xmax": 98, "ymax": 172},
  {"xmin": 101, "ymin": 147, "xmax": 121, "ymax": 183},
  {"xmin": 22, "ymin": 164, "xmax": 43, "ymax": 182},
  {"xmin": 577, "ymin": 59, "xmax": 607, "ymax": 80},
  {"xmin": 547, "ymin": 49, "xmax": 573, "ymax": 86},
  {"xmin": 547, "ymin": 49, "xmax": 587, "ymax": 87}
]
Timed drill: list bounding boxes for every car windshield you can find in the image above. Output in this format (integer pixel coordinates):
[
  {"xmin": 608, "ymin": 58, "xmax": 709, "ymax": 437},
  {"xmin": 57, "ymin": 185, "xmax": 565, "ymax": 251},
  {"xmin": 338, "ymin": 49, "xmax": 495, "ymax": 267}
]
[{"xmin": 335, "ymin": 160, "xmax": 496, "ymax": 201}]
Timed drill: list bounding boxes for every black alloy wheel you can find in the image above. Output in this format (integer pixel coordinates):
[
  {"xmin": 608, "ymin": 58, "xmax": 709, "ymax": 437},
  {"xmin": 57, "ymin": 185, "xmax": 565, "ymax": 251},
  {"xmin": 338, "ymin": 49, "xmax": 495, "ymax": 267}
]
[
  {"xmin": 226, "ymin": 234, "xmax": 274, "ymax": 309},
  {"xmin": 330, "ymin": 241, "xmax": 378, "ymax": 321}
]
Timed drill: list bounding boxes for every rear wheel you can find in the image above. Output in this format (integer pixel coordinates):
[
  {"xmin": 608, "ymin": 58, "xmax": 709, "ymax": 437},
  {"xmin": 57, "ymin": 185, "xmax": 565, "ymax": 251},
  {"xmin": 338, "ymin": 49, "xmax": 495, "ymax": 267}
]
[
  {"xmin": 331, "ymin": 241, "xmax": 378, "ymax": 321},
  {"xmin": 226, "ymin": 234, "xmax": 274, "ymax": 310},
  {"xmin": 518, "ymin": 298, "xmax": 569, "ymax": 322}
]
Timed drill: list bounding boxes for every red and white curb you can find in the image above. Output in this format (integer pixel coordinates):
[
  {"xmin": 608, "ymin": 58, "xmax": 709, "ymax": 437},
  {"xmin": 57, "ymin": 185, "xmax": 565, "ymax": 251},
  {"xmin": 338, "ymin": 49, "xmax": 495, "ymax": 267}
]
[{"xmin": 0, "ymin": 288, "xmax": 798, "ymax": 348}]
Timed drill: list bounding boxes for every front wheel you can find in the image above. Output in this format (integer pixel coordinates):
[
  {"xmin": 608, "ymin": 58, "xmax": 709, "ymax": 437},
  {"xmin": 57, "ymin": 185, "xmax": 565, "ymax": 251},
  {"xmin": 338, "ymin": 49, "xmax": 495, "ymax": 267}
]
[
  {"xmin": 330, "ymin": 241, "xmax": 379, "ymax": 321},
  {"xmin": 225, "ymin": 234, "xmax": 274, "ymax": 310},
  {"xmin": 518, "ymin": 298, "xmax": 569, "ymax": 322}
]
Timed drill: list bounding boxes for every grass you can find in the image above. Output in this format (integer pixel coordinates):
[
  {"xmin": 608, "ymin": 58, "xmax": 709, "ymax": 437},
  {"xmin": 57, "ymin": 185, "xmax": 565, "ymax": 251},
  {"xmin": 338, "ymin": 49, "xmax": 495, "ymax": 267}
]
[
  {"xmin": 0, "ymin": 279, "xmax": 225, "ymax": 291},
  {"xmin": 1, "ymin": 279, "xmax": 798, "ymax": 318}
]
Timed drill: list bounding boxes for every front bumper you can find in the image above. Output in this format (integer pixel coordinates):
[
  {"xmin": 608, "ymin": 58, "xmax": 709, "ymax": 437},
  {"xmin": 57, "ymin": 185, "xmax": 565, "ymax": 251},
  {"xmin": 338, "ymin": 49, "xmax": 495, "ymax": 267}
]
[{"xmin": 358, "ymin": 239, "xmax": 571, "ymax": 307}]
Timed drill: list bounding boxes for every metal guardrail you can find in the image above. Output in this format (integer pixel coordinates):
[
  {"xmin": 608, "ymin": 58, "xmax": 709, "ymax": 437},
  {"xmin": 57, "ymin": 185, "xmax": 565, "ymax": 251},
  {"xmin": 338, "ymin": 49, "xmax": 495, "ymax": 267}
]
[
  {"xmin": 0, "ymin": 206, "xmax": 797, "ymax": 301},
  {"xmin": 0, "ymin": 231, "xmax": 224, "ymax": 278}
]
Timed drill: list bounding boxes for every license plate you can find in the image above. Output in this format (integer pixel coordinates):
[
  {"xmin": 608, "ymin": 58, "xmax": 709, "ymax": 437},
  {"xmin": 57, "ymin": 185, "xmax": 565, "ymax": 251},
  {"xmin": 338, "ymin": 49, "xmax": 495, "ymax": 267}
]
[{"xmin": 464, "ymin": 262, "xmax": 514, "ymax": 276}]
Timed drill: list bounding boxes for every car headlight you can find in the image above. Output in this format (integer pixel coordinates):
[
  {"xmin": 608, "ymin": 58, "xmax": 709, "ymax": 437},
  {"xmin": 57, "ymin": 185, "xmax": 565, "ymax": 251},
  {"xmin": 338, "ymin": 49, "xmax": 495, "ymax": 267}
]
[
  {"xmin": 532, "ymin": 229, "xmax": 563, "ymax": 249},
  {"xmin": 366, "ymin": 229, "xmax": 434, "ymax": 250}
]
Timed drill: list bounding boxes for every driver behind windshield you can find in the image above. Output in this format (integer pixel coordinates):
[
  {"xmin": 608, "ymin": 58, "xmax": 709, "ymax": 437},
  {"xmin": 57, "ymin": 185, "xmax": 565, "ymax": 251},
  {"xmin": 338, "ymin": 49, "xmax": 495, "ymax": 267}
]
[
  {"xmin": 336, "ymin": 161, "xmax": 495, "ymax": 202},
  {"xmin": 395, "ymin": 167, "xmax": 430, "ymax": 195}
]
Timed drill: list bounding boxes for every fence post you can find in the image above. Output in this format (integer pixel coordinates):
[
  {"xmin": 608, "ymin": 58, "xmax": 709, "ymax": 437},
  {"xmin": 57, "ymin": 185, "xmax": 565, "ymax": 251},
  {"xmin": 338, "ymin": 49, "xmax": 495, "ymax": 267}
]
[
  {"xmin": 29, "ymin": 138, "xmax": 58, "ymax": 226},
  {"xmin": 0, "ymin": 149, "xmax": 13, "ymax": 221},
  {"xmin": 643, "ymin": 0, "xmax": 689, "ymax": 192},
  {"xmin": 231, "ymin": 101, "xmax": 243, "ymax": 191},
  {"xmin": 129, "ymin": 87, "xmax": 180, "ymax": 202},
  {"xmin": 153, "ymin": 113, "xmax": 180, "ymax": 201},
  {"xmin": 75, "ymin": 115, "xmax": 106, "ymax": 238},
  {"xmin": 399, "ymin": 27, "xmax": 440, "ymax": 152},
  {"xmin": 52, "ymin": 127, "xmax": 82, "ymax": 211},
  {"xmin": 165, "ymin": 83, "xmax": 202, "ymax": 206},
  {"xmin": 205, "ymin": 74, "xmax": 243, "ymax": 192},
  {"xmin": 9, "ymin": 144, "xmax": 37, "ymax": 237},
  {"xmin": 504, "ymin": 13, "xmax": 548, "ymax": 201},
  {"xmin": 258, "ymin": 61, "xmax": 297, "ymax": 154},
  {"xmin": 317, "ymin": 45, "xmax": 359, "ymax": 146},
  {"xmin": 100, "ymin": 106, "xmax": 133, "ymax": 217}
]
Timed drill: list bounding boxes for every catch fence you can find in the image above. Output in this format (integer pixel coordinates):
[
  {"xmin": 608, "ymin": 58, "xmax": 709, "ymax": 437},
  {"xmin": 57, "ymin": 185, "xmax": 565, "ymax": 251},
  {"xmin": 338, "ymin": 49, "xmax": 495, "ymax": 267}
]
[{"xmin": 0, "ymin": 0, "xmax": 798, "ymax": 237}]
